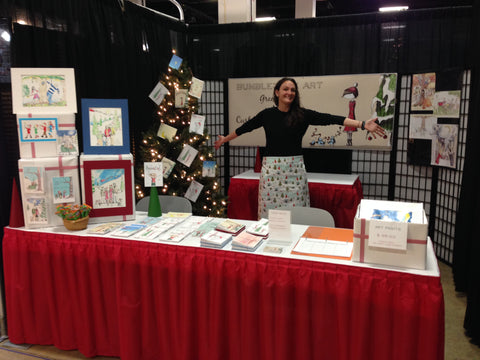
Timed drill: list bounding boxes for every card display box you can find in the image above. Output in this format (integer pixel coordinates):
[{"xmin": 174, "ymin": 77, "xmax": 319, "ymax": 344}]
[
  {"xmin": 18, "ymin": 156, "xmax": 81, "ymax": 229},
  {"xmin": 352, "ymin": 199, "xmax": 428, "ymax": 270},
  {"xmin": 17, "ymin": 114, "xmax": 76, "ymax": 158},
  {"xmin": 80, "ymin": 153, "xmax": 135, "ymax": 223}
]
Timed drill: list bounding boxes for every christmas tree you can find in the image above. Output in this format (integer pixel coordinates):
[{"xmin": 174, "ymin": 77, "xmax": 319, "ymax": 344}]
[{"xmin": 135, "ymin": 51, "xmax": 227, "ymax": 217}]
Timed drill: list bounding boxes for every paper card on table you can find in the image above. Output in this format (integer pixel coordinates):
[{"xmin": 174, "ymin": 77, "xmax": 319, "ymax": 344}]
[
  {"xmin": 184, "ymin": 180, "xmax": 203, "ymax": 202},
  {"xmin": 368, "ymin": 220, "xmax": 408, "ymax": 251},
  {"xmin": 177, "ymin": 144, "xmax": 198, "ymax": 167},
  {"xmin": 202, "ymin": 161, "xmax": 216, "ymax": 177},
  {"xmin": 169, "ymin": 54, "xmax": 183, "ymax": 70},
  {"xmin": 189, "ymin": 114, "xmax": 205, "ymax": 135},
  {"xmin": 87, "ymin": 222, "xmax": 124, "ymax": 235},
  {"xmin": 267, "ymin": 209, "xmax": 291, "ymax": 245},
  {"xmin": 51, "ymin": 176, "xmax": 75, "ymax": 203},
  {"xmin": 149, "ymin": 81, "xmax": 169, "ymax": 105},
  {"xmin": 175, "ymin": 89, "xmax": 188, "ymax": 108},
  {"xmin": 189, "ymin": 77, "xmax": 204, "ymax": 99},
  {"xmin": 157, "ymin": 123, "xmax": 177, "ymax": 142},
  {"xmin": 144, "ymin": 162, "xmax": 163, "ymax": 187}
]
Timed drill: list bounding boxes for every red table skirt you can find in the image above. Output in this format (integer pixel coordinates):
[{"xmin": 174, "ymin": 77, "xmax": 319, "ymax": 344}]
[
  {"xmin": 3, "ymin": 227, "xmax": 444, "ymax": 360},
  {"xmin": 228, "ymin": 177, "xmax": 363, "ymax": 228}
]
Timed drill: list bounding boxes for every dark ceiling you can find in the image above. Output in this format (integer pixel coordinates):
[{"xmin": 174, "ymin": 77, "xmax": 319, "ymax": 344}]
[{"xmin": 144, "ymin": 0, "xmax": 473, "ymax": 24}]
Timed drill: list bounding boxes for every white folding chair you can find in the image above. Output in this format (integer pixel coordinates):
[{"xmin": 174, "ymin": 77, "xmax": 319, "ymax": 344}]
[
  {"xmin": 136, "ymin": 195, "xmax": 192, "ymax": 213},
  {"xmin": 277, "ymin": 206, "xmax": 335, "ymax": 227}
]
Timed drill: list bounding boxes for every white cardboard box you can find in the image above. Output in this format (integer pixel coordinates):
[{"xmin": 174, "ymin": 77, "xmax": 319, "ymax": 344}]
[
  {"xmin": 17, "ymin": 114, "xmax": 77, "ymax": 158},
  {"xmin": 352, "ymin": 199, "xmax": 428, "ymax": 270},
  {"xmin": 18, "ymin": 156, "xmax": 81, "ymax": 228},
  {"xmin": 80, "ymin": 153, "xmax": 136, "ymax": 223}
]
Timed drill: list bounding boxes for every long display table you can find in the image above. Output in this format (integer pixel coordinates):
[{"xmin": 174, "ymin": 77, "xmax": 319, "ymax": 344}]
[
  {"xmin": 3, "ymin": 218, "xmax": 444, "ymax": 360},
  {"xmin": 227, "ymin": 170, "xmax": 363, "ymax": 228}
]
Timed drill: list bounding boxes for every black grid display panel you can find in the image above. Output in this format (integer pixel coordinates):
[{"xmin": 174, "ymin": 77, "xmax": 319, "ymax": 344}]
[
  {"xmin": 198, "ymin": 80, "xmax": 227, "ymax": 190},
  {"xmin": 352, "ymin": 150, "xmax": 390, "ymax": 199},
  {"xmin": 433, "ymin": 71, "xmax": 469, "ymax": 263}
]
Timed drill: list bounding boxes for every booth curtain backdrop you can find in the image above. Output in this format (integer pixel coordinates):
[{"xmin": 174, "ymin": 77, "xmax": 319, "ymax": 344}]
[
  {"xmin": 453, "ymin": 1, "xmax": 480, "ymax": 346},
  {"xmin": 2, "ymin": 0, "xmax": 480, "ymax": 346}
]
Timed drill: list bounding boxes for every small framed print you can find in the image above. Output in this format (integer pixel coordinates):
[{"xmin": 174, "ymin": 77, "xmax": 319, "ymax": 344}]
[
  {"xmin": 56, "ymin": 129, "xmax": 79, "ymax": 156},
  {"xmin": 22, "ymin": 166, "xmax": 45, "ymax": 194},
  {"xmin": 10, "ymin": 68, "xmax": 77, "ymax": 114},
  {"xmin": 18, "ymin": 117, "xmax": 58, "ymax": 142},
  {"xmin": 80, "ymin": 154, "xmax": 135, "ymax": 221},
  {"xmin": 81, "ymin": 98, "xmax": 130, "ymax": 155}
]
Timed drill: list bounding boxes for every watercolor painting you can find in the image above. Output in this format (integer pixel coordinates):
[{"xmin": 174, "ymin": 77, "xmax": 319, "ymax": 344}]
[
  {"xmin": 411, "ymin": 73, "xmax": 436, "ymax": 111},
  {"xmin": 11, "ymin": 68, "xmax": 77, "ymax": 114},
  {"xmin": 23, "ymin": 166, "xmax": 45, "ymax": 193},
  {"xmin": 91, "ymin": 168, "xmax": 126, "ymax": 209},
  {"xmin": 433, "ymin": 90, "xmax": 461, "ymax": 118},
  {"xmin": 82, "ymin": 99, "xmax": 130, "ymax": 154},
  {"xmin": 25, "ymin": 197, "xmax": 48, "ymax": 224},
  {"xmin": 19, "ymin": 117, "xmax": 57, "ymax": 142},
  {"xmin": 52, "ymin": 176, "xmax": 75, "ymax": 203}
]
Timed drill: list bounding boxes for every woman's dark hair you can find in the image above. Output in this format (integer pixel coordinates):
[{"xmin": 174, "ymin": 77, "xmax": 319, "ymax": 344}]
[{"xmin": 273, "ymin": 77, "xmax": 304, "ymax": 127}]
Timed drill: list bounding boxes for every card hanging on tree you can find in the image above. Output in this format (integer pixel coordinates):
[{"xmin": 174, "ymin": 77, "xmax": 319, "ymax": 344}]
[
  {"xmin": 175, "ymin": 89, "xmax": 189, "ymax": 108},
  {"xmin": 157, "ymin": 123, "xmax": 177, "ymax": 141},
  {"xmin": 184, "ymin": 180, "xmax": 203, "ymax": 203},
  {"xmin": 189, "ymin": 77, "xmax": 204, "ymax": 99},
  {"xmin": 149, "ymin": 81, "xmax": 169, "ymax": 105},
  {"xmin": 161, "ymin": 157, "xmax": 176, "ymax": 178},
  {"xmin": 177, "ymin": 144, "xmax": 198, "ymax": 167},
  {"xmin": 202, "ymin": 161, "xmax": 216, "ymax": 177},
  {"xmin": 189, "ymin": 114, "xmax": 205, "ymax": 135},
  {"xmin": 144, "ymin": 162, "xmax": 163, "ymax": 187},
  {"xmin": 169, "ymin": 54, "xmax": 183, "ymax": 70},
  {"xmin": 56, "ymin": 129, "xmax": 79, "ymax": 156}
]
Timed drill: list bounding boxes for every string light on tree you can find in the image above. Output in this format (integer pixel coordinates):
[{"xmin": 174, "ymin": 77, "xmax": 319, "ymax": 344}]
[{"xmin": 135, "ymin": 50, "xmax": 227, "ymax": 217}]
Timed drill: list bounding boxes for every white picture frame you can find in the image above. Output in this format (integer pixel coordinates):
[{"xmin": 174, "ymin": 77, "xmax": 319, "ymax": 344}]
[{"xmin": 11, "ymin": 68, "xmax": 77, "ymax": 114}]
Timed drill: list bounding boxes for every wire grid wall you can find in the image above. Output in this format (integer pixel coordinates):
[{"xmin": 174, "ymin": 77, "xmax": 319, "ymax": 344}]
[{"xmin": 200, "ymin": 76, "xmax": 469, "ymax": 264}]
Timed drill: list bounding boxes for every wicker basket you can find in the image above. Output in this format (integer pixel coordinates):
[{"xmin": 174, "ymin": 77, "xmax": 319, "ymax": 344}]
[{"xmin": 63, "ymin": 216, "xmax": 89, "ymax": 231}]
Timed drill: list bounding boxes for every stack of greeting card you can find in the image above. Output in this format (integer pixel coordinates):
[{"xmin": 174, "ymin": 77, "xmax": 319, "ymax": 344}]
[
  {"xmin": 200, "ymin": 230, "xmax": 232, "ymax": 249},
  {"xmin": 231, "ymin": 232, "xmax": 264, "ymax": 252},
  {"xmin": 11, "ymin": 68, "xmax": 81, "ymax": 228},
  {"xmin": 79, "ymin": 98, "xmax": 135, "ymax": 223}
]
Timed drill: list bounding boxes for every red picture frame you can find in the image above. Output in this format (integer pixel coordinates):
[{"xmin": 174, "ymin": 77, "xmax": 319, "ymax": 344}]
[{"xmin": 81, "ymin": 156, "xmax": 134, "ymax": 219}]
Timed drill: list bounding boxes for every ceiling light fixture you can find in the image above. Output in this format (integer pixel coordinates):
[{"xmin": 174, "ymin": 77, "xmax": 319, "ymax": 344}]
[
  {"xmin": 379, "ymin": 6, "xmax": 409, "ymax": 12},
  {"xmin": 255, "ymin": 17, "xmax": 276, "ymax": 22}
]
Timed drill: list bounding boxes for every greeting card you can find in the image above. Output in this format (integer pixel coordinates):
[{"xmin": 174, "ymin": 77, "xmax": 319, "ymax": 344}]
[
  {"xmin": 175, "ymin": 89, "xmax": 188, "ymax": 108},
  {"xmin": 189, "ymin": 77, "xmax": 204, "ymax": 99},
  {"xmin": 144, "ymin": 162, "xmax": 163, "ymax": 187},
  {"xmin": 177, "ymin": 144, "xmax": 198, "ymax": 167},
  {"xmin": 52, "ymin": 176, "xmax": 75, "ymax": 203},
  {"xmin": 202, "ymin": 161, "xmax": 216, "ymax": 177},
  {"xmin": 189, "ymin": 114, "xmax": 205, "ymax": 135},
  {"xmin": 161, "ymin": 157, "xmax": 176, "ymax": 178},
  {"xmin": 184, "ymin": 180, "xmax": 203, "ymax": 202},
  {"xmin": 157, "ymin": 123, "xmax": 177, "ymax": 142},
  {"xmin": 23, "ymin": 166, "xmax": 45, "ymax": 194},
  {"xmin": 149, "ymin": 81, "xmax": 169, "ymax": 105},
  {"xmin": 169, "ymin": 54, "xmax": 183, "ymax": 70},
  {"xmin": 56, "ymin": 129, "xmax": 79, "ymax": 155}
]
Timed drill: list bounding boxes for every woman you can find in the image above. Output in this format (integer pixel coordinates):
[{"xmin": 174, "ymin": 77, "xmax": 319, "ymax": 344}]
[{"xmin": 215, "ymin": 77, "xmax": 385, "ymax": 219}]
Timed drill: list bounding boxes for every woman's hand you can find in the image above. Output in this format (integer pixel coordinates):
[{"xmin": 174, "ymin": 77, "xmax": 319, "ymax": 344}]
[
  {"xmin": 214, "ymin": 135, "xmax": 225, "ymax": 150},
  {"xmin": 365, "ymin": 118, "xmax": 387, "ymax": 138}
]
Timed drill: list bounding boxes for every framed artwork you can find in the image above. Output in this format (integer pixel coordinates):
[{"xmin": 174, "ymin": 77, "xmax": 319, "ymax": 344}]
[
  {"xmin": 10, "ymin": 68, "xmax": 77, "ymax": 114},
  {"xmin": 81, "ymin": 98, "xmax": 130, "ymax": 154},
  {"xmin": 52, "ymin": 176, "xmax": 75, "ymax": 203},
  {"xmin": 18, "ymin": 117, "xmax": 58, "ymax": 142},
  {"xmin": 81, "ymin": 156, "xmax": 134, "ymax": 220}
]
